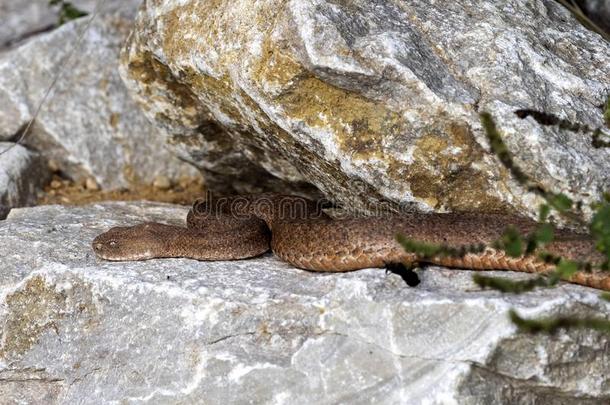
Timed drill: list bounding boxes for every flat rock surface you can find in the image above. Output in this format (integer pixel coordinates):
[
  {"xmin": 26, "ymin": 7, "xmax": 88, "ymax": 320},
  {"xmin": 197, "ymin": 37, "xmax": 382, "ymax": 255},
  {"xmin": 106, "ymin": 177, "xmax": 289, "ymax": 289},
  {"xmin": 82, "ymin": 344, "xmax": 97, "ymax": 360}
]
[{"xmin": 0, "ymin": 202, "xmax": 609, "ymax": 403}]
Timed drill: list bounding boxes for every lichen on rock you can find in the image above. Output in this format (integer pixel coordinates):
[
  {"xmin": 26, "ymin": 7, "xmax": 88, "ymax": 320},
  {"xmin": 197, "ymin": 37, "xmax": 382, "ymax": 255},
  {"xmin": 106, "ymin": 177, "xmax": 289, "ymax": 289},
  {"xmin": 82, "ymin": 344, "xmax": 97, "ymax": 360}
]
[{"xmin": 119, "ymin": 0, "xmax": 610, "ymax": 217}]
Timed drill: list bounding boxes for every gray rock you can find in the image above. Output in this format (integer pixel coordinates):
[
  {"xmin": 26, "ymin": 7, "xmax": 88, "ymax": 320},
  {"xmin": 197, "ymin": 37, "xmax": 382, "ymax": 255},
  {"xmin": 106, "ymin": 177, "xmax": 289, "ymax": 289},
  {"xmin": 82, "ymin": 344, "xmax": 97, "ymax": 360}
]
[
  {"xmin": 121, "ymin": 0, "xmax": 610, "ymax": 218},
  {"xmin": 0, "ymin": 202, "xmax": 608, "ymax": 403},
  {"xmin": 0, "ymin": 0, "xmax": 142, "ymax": 50},
  {"xmin": 0, "ymin": 142, "xmax": 49, "ymax": 212},
  {"xmin": 0, "ymin": 6, "xmax": 197, "ymax": 190}
]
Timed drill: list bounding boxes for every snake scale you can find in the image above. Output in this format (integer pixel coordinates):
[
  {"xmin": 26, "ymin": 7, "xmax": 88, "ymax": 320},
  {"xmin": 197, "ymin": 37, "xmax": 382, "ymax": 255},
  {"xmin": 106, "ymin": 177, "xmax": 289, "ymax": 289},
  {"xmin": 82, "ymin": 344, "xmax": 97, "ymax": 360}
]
[{"xmin": 92, "ymin": 194, "xmax": 608, "ymax": 290}]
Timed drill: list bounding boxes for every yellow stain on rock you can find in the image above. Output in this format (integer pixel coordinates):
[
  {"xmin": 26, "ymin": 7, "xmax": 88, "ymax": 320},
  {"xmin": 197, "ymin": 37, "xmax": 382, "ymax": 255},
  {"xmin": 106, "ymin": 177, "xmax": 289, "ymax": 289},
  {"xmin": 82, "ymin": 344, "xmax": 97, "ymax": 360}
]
[
  {"xmin": 124, "ymin": 0, "xmax": 513, "ymax": 213},
  {"xmin": 276, "ymin": 76, "xmax": 406, "ymax": 159},
  {"xmin": 0, "ymin": 276, "xmax": 96, "ymax": 360},
  {"xmin": 407, "ymin": 122, "xmax": 510, "ymax": 211}
]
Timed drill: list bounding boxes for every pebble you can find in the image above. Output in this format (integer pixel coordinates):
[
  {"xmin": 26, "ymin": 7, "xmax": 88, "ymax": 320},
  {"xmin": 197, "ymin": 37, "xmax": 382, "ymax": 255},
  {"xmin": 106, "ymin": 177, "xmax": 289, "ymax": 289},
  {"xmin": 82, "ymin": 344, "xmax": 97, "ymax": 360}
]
[
  {"xmin": 48, "ymin": 159, "xmax": 60, "ymax": 172},
  {"xmin": 85, "ymin": 177, "xmax": 99, "ymax": 191},
  {"xmin": 50, "ymin": 179, "xmax": 62, "ymax": 189},
  {"xmin": 153, "ymin": 175, "xmax": 171, "ymax": 190},
  {"xmin": 178, "ymin": 176, "xmax": 191, "ymax": 189}
]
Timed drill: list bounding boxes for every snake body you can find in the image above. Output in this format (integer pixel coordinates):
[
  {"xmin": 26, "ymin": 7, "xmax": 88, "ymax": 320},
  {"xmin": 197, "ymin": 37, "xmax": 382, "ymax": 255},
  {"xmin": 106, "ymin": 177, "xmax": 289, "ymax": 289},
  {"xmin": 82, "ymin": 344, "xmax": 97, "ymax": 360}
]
[{"xmin": 92, "ymin": 194, "xmax": 608, "ymax": 290}]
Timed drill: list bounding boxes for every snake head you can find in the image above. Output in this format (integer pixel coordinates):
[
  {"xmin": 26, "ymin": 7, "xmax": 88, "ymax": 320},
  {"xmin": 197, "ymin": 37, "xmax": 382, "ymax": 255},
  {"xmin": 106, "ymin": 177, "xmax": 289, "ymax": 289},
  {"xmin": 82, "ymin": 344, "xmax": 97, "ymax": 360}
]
[{"xmin": 92, "ymin": 222, "xmax": 170, "ymax": 261}]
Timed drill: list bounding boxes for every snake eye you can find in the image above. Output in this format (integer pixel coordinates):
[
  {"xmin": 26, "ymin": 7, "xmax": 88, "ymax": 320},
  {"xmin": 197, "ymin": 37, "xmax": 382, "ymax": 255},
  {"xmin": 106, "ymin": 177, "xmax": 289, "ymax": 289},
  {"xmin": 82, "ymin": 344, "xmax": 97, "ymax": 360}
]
[{"xmin": 109, "ymin": 240, "xmax": 117, "ymax": 247}]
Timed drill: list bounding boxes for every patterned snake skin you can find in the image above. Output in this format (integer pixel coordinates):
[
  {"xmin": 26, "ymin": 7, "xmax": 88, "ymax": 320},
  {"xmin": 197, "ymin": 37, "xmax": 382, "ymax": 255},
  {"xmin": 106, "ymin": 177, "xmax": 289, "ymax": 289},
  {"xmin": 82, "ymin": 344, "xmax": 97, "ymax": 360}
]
[{"xmin": 92, "ymin": 194, "xmax": 608, "ymax": 290}]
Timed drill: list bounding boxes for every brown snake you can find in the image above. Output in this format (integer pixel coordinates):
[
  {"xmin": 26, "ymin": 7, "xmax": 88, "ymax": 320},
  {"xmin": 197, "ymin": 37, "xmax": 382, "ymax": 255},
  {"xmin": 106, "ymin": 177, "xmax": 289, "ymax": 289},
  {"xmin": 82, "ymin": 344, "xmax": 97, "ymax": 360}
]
[{"xmin": 92, "ymin": 194, "xmax": 609, "ymax": 290}]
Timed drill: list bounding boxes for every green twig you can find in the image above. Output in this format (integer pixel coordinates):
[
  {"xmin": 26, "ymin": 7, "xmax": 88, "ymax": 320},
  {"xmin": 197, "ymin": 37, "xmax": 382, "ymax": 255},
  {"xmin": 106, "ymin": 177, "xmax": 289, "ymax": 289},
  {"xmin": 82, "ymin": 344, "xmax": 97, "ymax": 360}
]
[
  {"xmin": 510, "ymin": 310, "xmax": 610, "ymax": 334},
  {"xmin": 514, "ymin": 109, "xmax": 610, "ymax": 148},
  {"xmin": 471, "ymin": 256, "xmax": 581, "ymax": 293},
  {"xmin": 481, "ymin": 112, "xmax": 585, "ymax": 225},
  {"xmin": 473, "ymin": 274, "xmax": 559, "ymax": 293},
  {"xmin": 395, "ymin": 234, "xmax": 486, "ymax": 260},
  {"xmin": 592, "ymin": 129, "xmax": 610, "ymax": 148},
  {"xmin": 604, "ymin": 94, "xmax": 610, "ymax": 128},
  {"xmin": 49, "ymin": 0, "xmax": 88, "ymax": 25},
  {"xmin": 590, "ymin": 195, "xmax": 610, "ymax": 269}
]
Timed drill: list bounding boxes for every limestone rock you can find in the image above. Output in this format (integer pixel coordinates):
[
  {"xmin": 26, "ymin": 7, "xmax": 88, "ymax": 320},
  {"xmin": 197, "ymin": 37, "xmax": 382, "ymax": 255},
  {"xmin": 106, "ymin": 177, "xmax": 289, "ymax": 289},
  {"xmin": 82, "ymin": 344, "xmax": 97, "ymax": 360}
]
[
  {"xmin": 0, "ymin": 0, "xmax": 86, "ymax": 49},
  {"xmin": 121, "ymin": 0, "xmax": 610, "ymax": 217},
  {"xmin": 0, "ymin": 5, "xmax": 197, "ymax": 190},
  {"xmin": 0, "ymin": 142, "xmax": 49, "ymax": 216},
  {"xmin": 0, "ymin": 202, "xmax": 609, "ymax": 403},
  {"xmin": 0, "ymin": 0, "xmax": 143, "ymax": 50}
]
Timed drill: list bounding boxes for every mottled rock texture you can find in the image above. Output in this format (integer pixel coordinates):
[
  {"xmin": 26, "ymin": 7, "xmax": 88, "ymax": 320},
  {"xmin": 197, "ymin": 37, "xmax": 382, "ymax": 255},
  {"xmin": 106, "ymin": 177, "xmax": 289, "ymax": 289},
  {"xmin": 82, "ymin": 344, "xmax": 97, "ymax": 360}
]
[
  {"xmin": 0, "ymin": 202, "xmax": 609, "ymax": 403},
  {"xmin": 0, "ymin": 142, "xmax": 49, "ymax": 217},
  {"xmin": 0, "ymin": 3, "xmax": 197, "ymax": 190},
  {"xmin": 121, "ymin": 0, "xmax": 610, "ymax": 216},
  {"xmin": 0, "ymin": 0, "xmax": 141, "ymax": 50}
]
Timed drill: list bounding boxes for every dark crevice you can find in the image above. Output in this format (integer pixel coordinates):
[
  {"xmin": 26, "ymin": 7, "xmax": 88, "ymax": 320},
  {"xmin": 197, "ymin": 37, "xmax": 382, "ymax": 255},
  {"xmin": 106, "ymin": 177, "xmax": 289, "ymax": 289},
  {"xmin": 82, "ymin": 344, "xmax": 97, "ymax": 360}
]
[
  {"xmin": 385, "ymin": 262, "xmax": 421, "ymax": 287},
  {"xmin": 0, "ymin": 205, "xmax": 10, "ymax": 221},
  {"xmin": 3, "ymin": 122, "xmax": 30, "ymax": 145},
  {"xmin": 1, "ymin": 24, "xmax": 58, "ymax": 51},
  {"xmin": 514, "ymin": 109, "xmax": 591, "ymax": 132},
  {"xmin": 205, "ymin": 331, "xmax": 256, "ymax": 346}
]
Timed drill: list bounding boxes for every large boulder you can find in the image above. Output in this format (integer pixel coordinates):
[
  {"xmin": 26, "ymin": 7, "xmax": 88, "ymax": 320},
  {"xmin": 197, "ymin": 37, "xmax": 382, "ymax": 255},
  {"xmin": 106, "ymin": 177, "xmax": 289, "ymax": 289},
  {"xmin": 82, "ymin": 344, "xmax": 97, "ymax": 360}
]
[
  {"xmin": 0, "ymin": 3, "xmax": 197, "ymax": 190},
  {"xmin": 120, "ymin": 0, "xmax": 610, "ymax": 216},
  {"xmin": 0, "ymin": 202, "xmax": 609, "ymax": 403}
]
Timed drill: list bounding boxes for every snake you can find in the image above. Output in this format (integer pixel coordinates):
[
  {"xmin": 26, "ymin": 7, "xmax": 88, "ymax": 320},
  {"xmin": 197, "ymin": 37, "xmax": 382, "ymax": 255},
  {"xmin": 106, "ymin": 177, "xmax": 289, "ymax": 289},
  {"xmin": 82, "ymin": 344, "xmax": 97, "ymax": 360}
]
[{"xmin": 92, "ymin": 193, "xmax": 608, "ymax": 290}]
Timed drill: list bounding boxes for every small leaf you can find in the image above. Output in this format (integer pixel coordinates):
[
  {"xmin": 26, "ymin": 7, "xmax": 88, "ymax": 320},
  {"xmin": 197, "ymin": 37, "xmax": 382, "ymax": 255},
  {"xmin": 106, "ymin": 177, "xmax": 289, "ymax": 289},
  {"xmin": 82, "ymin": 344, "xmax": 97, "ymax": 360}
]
[
  {"xmin": 510, "ymin": 310, "xmax": 610, "ymax": 334},
  {"xmin": 525, "ymin": 223, "xmax": 554, "ymax": 255},
  {"xmin": 538, "ymin": 204, "xmax": 550, "ymax": 222},
  {"xmin": 473, "ymin": 274, "xmax": 555, "ymax": 293},
  {"xmin": 62, "ymin": 3, "xmax": 88, "ymax": 21},
  {"xmin": 547, "ymin": 193, "xmax": 573, "ymax": 212},
  {"xmin": 604, "ymin": 94, "xmax": 610, "ymax": 128},
  {"xmin": 535, "ymin": 223, "xmax": 554, "ymax": 244},
  {"xmin": 555, "ymin": 260, "xmax": 578, "ymax": 278},
  {"xmin": 396, "ymin": 235, "xmax": 441, "ymax": 258},
  {"xmin": 590, "ymin": 201, "xmax": 610, "ymax": 261},
  {"xmin": 498, "ymin": 227, "xmax": 523, "ymax": 258},
  {"xmin": 50, "ymin": 1, "xmax": 88, "ymax": 25},
  {"xmin": 592, "ymin": 129, "xmax": 610, "ymax": 149}
]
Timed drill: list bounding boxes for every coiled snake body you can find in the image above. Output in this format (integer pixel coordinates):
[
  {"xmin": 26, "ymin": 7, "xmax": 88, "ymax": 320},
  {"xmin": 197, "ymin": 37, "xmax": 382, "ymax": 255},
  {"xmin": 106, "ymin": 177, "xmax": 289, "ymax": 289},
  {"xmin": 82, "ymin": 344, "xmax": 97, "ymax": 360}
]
[{"xmin": 92, "ymin": 194, "xmax": 608, "ymax": 290}]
